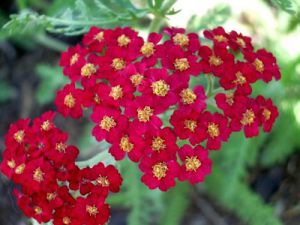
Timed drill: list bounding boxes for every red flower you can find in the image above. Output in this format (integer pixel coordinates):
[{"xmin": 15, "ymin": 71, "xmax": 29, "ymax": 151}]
[
  {"xmin": 199, "ymin": 45, "xmax": 234, "ymax": 77},
  {"xmin": 125, "ymin": 96, "xmax": 162, "ymax": 134},
  {"xmin": 244, "ymin": 49, "xmax": 281, "ymax": 82},
  {"xmin": 16, "ymin": 192, "xmax": 53, "ymax": 223},
  {"xmin": 55, "ymin": 83, "xmax": 83, "ymax": 119},
  {"xmin": 230, "ymin": 97, "xmax": 260, "ymax": 137},
  {"xmin": 75, "ymin": 195, "xmax": 110, "ymax": 225},
  {"xmin": 5, "ymin": 118, "xmax": 31, "ymax": 148},
  {"xmin": 164, "ymin": 27, "xmax": 200, "ymax": 52},
  {"xmin": 219, "ymin": 62, "xmax": 258, "ymax": 95},
  {"xmin": 90, "ymin": 162, "xmax": 123, "ymax": 194},
  {"xmin": 140, "ymin": 32, "xmax": 162, "ymax": 66},
  {"xmin": 83, "ymin": 26, "xmax": 110, "ymax": 52},
  {"xmin": 178, "ymin": 145, "xmax": 212, "ymax": 184},
  {"xmin": 121, "ymin": 62, "xmax": 146, "ymax": 88},
  {"xmin": 178, "ymin": 85, "xmax": 206, "ymax": 112},
  {"xmin": 161, "ymin": 45, "xmax": 201, "ymax": 77},
  {"xmin": 53, "ymin": 206, "xmax": 80, "ymax": 225},
  {"xmin": 139, "ymin": 153, "xmax": 179, "ymax": 191},
  {"xmin": 109, "ymin": 124, "xmax": 145, "ymax": 162},
  {"xmin": 215, "ymin": 92, "xmax": 247, "ymax": 117},
  {"xmin": 0, "ymin": 149, "xmax": 26, "ymax": 180},
  {"xmin": 144, "ymin": 127, "xmax": 178, "ymax": 158},
  {"xmin": 22, "ymin": 158, "xmax": 56, "ymax": 194},
  {"xmin": 81, "ymin": 82, "xmax": 111, "ymax": 108},
  {"xmin": 170, "ymin": 108, "xmax": 201, "ymax": 145},
  {"xmin": 203, "ymin": 26, "xmax": 229, "ymax": 48},
  {"xmin": 256, "ymin": 95, "xmax": 279, "ymax": 132},
  {"xmin": 139, "ymin": 68, "xmax": 181, "ymax": 111},
  {"xmin": 229, "ymin": 30, "xmax": 253, "ymax": 52},
  {"xmin": 90, "ymin": 106, "xmax": 127, "ymax": 142},
  {"xmin": 32, "ymin": 111, "xmax": 56, "ymax": 134},
  {"xmin": 197, "ymin": 112, "xmax": 231, "ymax": 150},
  {"xmin": 60, "ymin": 45, "xmax": 87, "ymax": 81}
]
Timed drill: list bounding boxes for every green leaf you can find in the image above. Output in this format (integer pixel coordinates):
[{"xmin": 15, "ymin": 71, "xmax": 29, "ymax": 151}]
[
  {"xmin": 0, "ymin": 81, "xmax": 14, "ymax": 102},
  {"xmin": 187, "ymin": 4, "xmax": 231, "ymax": 32},
  {"xmin": 272, "ymin": 0, "xmax": 297, "ymax": 14},
  {"xmin": 35, "ymin": 64, "xmax": 68, "ymax": 105},
  {"xmin": 159, "ymin": 182, "xmax": 190, "ymax": 225}
]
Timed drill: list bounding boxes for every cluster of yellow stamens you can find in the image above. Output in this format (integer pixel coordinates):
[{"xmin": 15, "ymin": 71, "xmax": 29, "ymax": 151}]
[{"xmin": 100, "ymin": 116, "xmax": 116, "ymax": 131}]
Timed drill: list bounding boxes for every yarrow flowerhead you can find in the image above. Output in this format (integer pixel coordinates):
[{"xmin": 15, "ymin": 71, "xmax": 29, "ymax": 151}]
[
  {"xmin": 54, "ymin": 26, "xmax": 280, "ymax": 192},
  {"xmin": 0, "ymin": 112, "xmax": 122, "ymax": 225}
]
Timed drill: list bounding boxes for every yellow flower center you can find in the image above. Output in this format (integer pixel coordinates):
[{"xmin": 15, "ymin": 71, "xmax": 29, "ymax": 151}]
[
  {"xmin": 34, "ymin": 206, "xmax": 42, "ymax": 215},
  {"xmin": 214, "ymin": 35, "xmax": 228, "ymax": 42},
  {"xmin": 174, "ymin": 58, "xmax": 190, "ymax": 71},
  {"xmin": 100, "ymin": 116, "xmax": 116, "ymax": 131},
  {"xmin": 112, "ymin": 58, "xmax": 126, "ymax": 71},
  {"xmin": 63, "ymin": 217, "xmax": 71, "ymax": 225},
  {"xmin": 109, "ymin": 85, "xmax": 123, "ymax": 100},
  {"xmin": 151, "ymin": 80, "xmax": 170, "ymax": 97},
  {"xmin": 263, "ymin": 108, "xmax": 271, "ymax": 121},
  {"xmin": 41, "ymin": 120, "xmax": 51, "ymax": 131},
  {"xmin": 253, "ymin": 58, "xmax": 264, "ymax": 73},
  {"xmin": 64, "ymin": 93, "xmax": 76, "ymax": 108},
  {"xmin": 118, "ymin": 34, "xmax": 131, "ymax": 47},
  {"xmin": 56, "ymin": 142, "xmax": 67, "ymax": 153},
  {"xmin": 151, "ymin": 137, "xmax": 166, "ymax": 152},
  {"xmin": 14, "ymin": 130, "xmax": 25, "ymax": 143},
  {"xmin": 184, "ymin": 119, "xmax": 197, "ymax": 132},
  {"xmin": 81, "ymin": 63, "xmax": 96, "ymax": 78},
  {"xmin": 137, "ymin": 106, "xmax": 153, "ymax": 122},
  {"xmin": 93, "ymin": 94, "xmax": 101, "ymax": 104},
  {"xmin": 233, "ymin": 71, "xmax": 246, "ymax": 85},
  {"xmin": 130, "ymin": 73, "xmax": 143, "ymax": 86},
  {"xmin": 180, "ymin": 88, "xmax": 197, "ymax": 104},
  {"xmin": 7, "ymin": 159, "xmax": 16, "ymax": 169},
  {"xmin": 86, "ymin": 205, "xmax": 98, "ymax": 217},
  {"xmin": 209, "ymin": 55, "xmax": 223, "ymax": 66},
  {"xmin": 241, "ymin": 109, "xmax": 255, "ymax": 125},
  {"xmin": 33, "ymin": 167, "xmax": 44, "ymax": 183},
  {"xmin": 225, "ymin": 92, "xmax": 234, "ymax": 105},
  {"xmin": 94, "ymin": 31, "xmax": 104, "ymax": 41},
  {"xmin": 152, "ymin": 162, "xmax": 168, "ymax": 180},
  {"xmin": 70, "ymin": 53, "xmax": 79, "ymax": 65},
  {"xmin": 140, "ymin": 42, "xmax": 155, "ymax": 57},
  {"xmin": 236, "ymin": 37, "xmax": 246, "ymax": 48},
  {"xmin": 15, "ymin": 164, "xmax": 25, "ymax": 174},
  {"xmin": 46, "ymin": 192, "xmax": 56, "ymax": 201},
  {"xmin": 173, "ymin": 33, "xmax": 189, "ymax": 46},
  {"xmin": 185, "ymin": 156, "xmax": 201, "ymax": 171},
  {"xmin": 119, "ymin": 136, "xmax": 134, "ymax": 152},
  {"xmin": 207, "ymin": 122, "xmax": 220, "ymax": 138},
  {"xmin": 96, "ymin": 176, "xmax": 110, "ymax": 187}
]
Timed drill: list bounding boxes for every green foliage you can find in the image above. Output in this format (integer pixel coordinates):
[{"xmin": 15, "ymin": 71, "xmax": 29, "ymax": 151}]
[
  {"xmin": 108, "ymin": 159, "xmax": 164, "ymax": 225},
  {"xmin": 204, "ymin": 131, "xmax": 283, "ymax": 225},
  {"xmin": 187, "ymin": 4, "xmax": 231, "ymax": 32},
  {"xmin": 260, "ymin": 108, "xmax": 300, "ymax": 166},
  {"xmin": 2, "ymin": 0, "xmax": 148, "ymax": 37},
  {"xmin": 35, "ymin": 64, "xmax": 68, "ymax": 105},
  {"xmin": 271, "ymin": 0, "xmax": 297, "ymax": 14},
  {"xmin": 159, "ymin": 182, "xmax": 190, "ymax": 225},
  {"xmin": 0, "ymin": 81, "xmax": 14, "ymax": 103}
]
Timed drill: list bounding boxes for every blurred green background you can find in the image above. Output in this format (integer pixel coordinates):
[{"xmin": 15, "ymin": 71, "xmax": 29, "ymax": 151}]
[{"xmin": 1, "ymin": 0, "xmax": 300, "ymax": 225}]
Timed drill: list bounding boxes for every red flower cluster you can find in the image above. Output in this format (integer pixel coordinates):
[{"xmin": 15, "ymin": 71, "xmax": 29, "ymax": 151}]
[
  {"xmin": 1, "ymin": 26, "xmax": 281, "ymax": 224},
  {"xmin": 0, "ymin": 112, "xmax": 122, "ymax": 225},
  {"xmin": 54, "ymin": 26, "xmax": 280, "ymax": 192}
]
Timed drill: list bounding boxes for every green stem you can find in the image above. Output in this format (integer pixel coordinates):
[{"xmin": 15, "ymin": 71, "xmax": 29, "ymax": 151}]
[
  {"xmin": 149, "ymin": 0, "xmax": 178, "ymax": 33},
  {"xmin": 149, "ymin": 15, "xmax": 163, "ymax": 33},
  {"xmin": 205, "ymin": 74, "xmax": 215, "ymax": 97},
  {"xmin": 161, "ymin": 0, "xmax": 177, "ymax": 13},
  {"xmin": 35, "ymin": 33, "xmax": 68, "ymax": 52}
]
